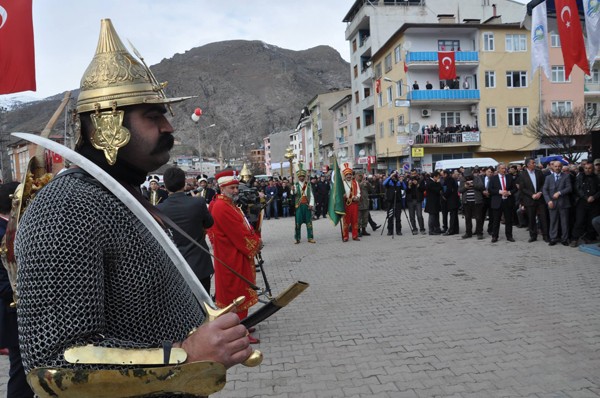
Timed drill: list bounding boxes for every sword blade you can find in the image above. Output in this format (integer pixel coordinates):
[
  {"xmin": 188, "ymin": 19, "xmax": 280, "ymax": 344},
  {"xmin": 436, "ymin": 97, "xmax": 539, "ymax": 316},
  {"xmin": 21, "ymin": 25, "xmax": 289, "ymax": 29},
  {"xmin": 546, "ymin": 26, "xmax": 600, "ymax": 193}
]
[{"xmin": 12, "ymin": 133, "xmax": 216, "ymax": 309}]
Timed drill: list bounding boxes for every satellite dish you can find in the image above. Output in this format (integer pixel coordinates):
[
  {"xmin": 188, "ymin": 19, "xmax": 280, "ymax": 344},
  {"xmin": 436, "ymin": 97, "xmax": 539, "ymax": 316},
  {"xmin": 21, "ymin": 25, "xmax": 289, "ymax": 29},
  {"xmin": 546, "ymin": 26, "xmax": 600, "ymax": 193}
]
[
  {"xmin": 402, "ymin": 41, "xmax": 412, "ymax": 51},
  {"xmin": 341, "ymin": 149, "xmax": 347, "ymax": 157},
  {"xmin": 358, "ymin": 149, "xmax": 366, "ymax": 157},
  {"xmin": 337, "ymin": 150, "xmax": 343, "ymax": 158},
  {"xmin": 404, "ymin": 124, "xmax": 411, "ymax": 133},
  {"xmin": 410, "ymin": 122, "xmax": 421, "ymax": 133},
  {"xmin": 327, "ymin": 150, "xmax": 334, "ymax": 157}
]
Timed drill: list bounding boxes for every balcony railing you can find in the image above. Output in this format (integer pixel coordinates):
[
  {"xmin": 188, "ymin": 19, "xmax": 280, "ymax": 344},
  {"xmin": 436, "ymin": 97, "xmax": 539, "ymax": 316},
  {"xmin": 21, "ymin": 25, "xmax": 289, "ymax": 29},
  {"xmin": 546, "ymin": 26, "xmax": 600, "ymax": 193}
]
[
  {"xmin": 408, "ymin": 89, "xmax": 480, "ymax": 101},
  {"xmin": 413, "ymin": 131, "xmax": 480, "ymax": 146},
  {"xmin": 584, "ymin": 82, "xmax": 600, "ymax": 92},
  {"xmin": 406, "ymin": 51, "xmax": 478, "ymax": 63}
]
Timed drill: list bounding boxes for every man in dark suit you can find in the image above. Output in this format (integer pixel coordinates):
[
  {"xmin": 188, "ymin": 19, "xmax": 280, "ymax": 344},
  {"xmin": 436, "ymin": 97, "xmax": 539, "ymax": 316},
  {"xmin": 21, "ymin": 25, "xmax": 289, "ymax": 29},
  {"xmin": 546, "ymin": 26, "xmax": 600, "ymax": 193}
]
[
  {"xmin": 489, "ymin": 163, "xmax": 517, "ymax": 242},
  {"xmin": 157, "ymin": 167, "xmax": 214, "ymax": 293},
  {"xmin": 543, "ymin": 160, "xmax": 573, "ymax": 246},
  {"xmin": 442, "ymin": 169, "xmax": 460, "ymax": 235},
  {"xmin": 480, "ymin": 167, "xmax": 494, "ymax": 235},
  {"xmin": 425, "ymin": 171, "xmax": 442, "ymax": 235},
  {"xmin": 518, "ymin": 158, "xmax": 549, "ymax": 243}
]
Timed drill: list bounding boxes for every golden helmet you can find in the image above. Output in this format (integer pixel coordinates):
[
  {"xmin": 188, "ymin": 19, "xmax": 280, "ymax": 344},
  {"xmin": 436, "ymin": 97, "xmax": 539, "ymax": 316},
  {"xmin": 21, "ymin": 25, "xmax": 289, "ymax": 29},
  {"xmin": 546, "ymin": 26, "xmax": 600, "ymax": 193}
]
[{"xmin": 76, "ymin": 19, "xmax": 192, "ymax": 114}]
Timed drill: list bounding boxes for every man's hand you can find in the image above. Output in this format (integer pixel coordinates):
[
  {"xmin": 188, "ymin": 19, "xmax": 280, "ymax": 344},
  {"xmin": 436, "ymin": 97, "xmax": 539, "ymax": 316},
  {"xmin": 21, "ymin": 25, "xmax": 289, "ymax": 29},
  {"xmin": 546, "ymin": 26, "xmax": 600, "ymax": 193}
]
[
  {"xmin": 180, "ymin": 313, "xmax": 252, "ymax": 368},
  {"xmin": 552, "ymin": 192, "xmax": 561, "ymax": 200},
  {"xmin": 548, "ymin": 200, "xmax": 554, "ymax": 209},
  {"xmin": 533, "ymin": 192, "xmax": 542, "ymax": 200},
  {"xmin": 588, "ymin": 196, "xmax": 595, "ymax": 203}
]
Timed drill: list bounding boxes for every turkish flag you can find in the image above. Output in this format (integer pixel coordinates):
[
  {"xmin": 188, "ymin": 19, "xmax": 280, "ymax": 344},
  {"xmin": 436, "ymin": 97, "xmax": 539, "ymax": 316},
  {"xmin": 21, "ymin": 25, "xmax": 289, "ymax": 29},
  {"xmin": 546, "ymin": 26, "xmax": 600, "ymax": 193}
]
[
  {"xmin": 0, "ymin": 0, "xmax": 36, "ymax": 94},
  {"xmin": 375, "ymin": 79, "xmax": 381, "ymax": 94},
  {"xmin": 403, "ymin": 62, "xmax": 408, "ymax": 73},
  {"xmin": 437, "ymin": 52, "xmax": 456, "ymax": 80},
  {"xmin": 555, "ymin": 0, "xmax": 590, "ymax": 78}
]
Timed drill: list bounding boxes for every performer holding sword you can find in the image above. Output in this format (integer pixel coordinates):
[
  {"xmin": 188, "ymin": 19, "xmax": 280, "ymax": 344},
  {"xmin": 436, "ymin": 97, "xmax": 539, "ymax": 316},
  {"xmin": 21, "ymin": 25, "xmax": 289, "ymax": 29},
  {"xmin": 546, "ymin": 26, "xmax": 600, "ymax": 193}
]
[{"xmin": 11, "ymin": 19, "xmax": 271, "ymax": 397}]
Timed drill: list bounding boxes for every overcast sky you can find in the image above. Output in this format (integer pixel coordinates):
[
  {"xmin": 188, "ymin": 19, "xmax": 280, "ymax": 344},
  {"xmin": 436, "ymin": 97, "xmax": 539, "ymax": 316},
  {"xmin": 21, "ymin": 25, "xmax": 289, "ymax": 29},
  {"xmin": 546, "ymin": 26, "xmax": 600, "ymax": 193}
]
[{"xmin": 2, "ymin": 0, "xmax": 528, "ymax": 101}]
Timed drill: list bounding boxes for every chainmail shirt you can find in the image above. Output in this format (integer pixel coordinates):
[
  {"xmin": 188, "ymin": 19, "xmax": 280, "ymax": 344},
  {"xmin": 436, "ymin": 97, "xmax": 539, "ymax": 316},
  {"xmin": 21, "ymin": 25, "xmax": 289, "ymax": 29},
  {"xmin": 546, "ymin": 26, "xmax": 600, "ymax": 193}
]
[{"xmin": 15, "ymin": 172, "xmax": 204, "ymax": 375}]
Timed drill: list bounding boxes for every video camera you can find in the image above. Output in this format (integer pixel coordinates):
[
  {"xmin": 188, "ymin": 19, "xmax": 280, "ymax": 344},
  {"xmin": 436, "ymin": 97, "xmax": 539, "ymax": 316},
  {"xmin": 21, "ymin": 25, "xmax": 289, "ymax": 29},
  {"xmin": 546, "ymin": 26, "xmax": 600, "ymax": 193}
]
[{"xmin": 235, "ymin": 185, "xmax": 263, "ymax": 225}]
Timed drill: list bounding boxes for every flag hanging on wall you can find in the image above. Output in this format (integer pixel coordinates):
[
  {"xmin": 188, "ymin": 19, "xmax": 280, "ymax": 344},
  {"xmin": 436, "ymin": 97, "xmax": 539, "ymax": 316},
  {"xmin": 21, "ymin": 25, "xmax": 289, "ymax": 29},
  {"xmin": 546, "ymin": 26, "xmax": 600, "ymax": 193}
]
[
  {"xmin": 555, "ymin": 0, "xmax": 590, "ymax": 78},
  {"xmin": 531, "ymin": 1, "xmax": 551, "ymax": 80},
  {"xmin": 437, "ymin": 52, "xmax": 456, "ymax": 80},
  {"xmin": 0, "ymin": 0, "xmax": 36, "ymax": 94}
]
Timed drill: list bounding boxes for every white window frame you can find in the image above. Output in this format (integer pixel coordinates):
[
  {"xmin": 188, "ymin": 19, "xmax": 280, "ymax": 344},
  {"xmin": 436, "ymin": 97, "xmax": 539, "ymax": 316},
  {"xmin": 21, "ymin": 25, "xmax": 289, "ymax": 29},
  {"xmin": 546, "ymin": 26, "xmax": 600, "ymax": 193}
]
[
  {"xmin": 389, "ymin": 118, "xmax": 395, "ymax": 137},
  {"xmin": 551, "ymin": 66, "xmax": 571, "ymax": 83},
  {"xmin": 586, "ymin": 102, "xmax": 599, "ymax": 117},
  {"xmin": 508, "ymin": 107, "xmax": 529, "ymax": 126},
  {"xmin": 384, "ymin": 54, "xmax": 392, "ymax": 72},
  {"xmin": 551, "ymin": 101, "xmax": 573, "ymax": 116},
  {"xmin": 386, "ymin": 86, "xmax": 393, "ymax": 104},
  {"xmin": 486, "ymin": 108, "xmax": 497, "ymax": 127},
  {"xmin": 550, "ymin": 34, "xmax": 560, "ymax": 48},
  {"xmin": 398, "ymin": 115, "xmax": 405, "ymax": 128},
  {"xmin": 505, "ymin": 34, "xmax": 527, "ymax": 52},
  {"xmin": 506, "ymin": 71, "xmax": 528, "ymax": 88},
  {"xmin": 379, "ymin": 122, "xmax": 384, "ymax": 138},
  {"xmin": 440, "ymin": 111, "xmax": 461, "ymax": 127},
  {"xmin": 483, "ymin": 32, "xmax": 495, "ymax": 51},
  {"xmin": 394, "ymin": 45, "xmax": 401, "ymax": 64},
  {"xmin": 395, "ymin": 81, "xmax": 403, "ymax": 97},
  {"xmin": 377, "ymin": 92, "xmax": 383, "ymax": 107},
  {"xmin": 485, "ymin": 71, "xmax": 496, "ymax": 88}
]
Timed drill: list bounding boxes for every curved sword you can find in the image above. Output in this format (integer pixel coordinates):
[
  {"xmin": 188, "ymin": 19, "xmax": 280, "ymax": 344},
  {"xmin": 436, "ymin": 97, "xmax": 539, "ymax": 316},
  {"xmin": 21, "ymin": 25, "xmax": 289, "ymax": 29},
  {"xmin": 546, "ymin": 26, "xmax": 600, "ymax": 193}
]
[{"xmin": 12, "ymin": 132, "xmax": 216, "ymax": 309}]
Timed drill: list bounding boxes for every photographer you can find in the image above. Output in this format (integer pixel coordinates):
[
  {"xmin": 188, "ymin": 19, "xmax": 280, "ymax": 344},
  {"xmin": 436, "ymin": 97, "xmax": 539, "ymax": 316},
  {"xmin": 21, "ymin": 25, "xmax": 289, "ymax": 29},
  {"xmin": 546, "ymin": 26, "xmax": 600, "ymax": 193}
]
[
  {"xmin": 383, "ymin": 170, "xmax": 406, "ymax": 236},
  {"xmin": 405, "ymin": 169, "xmax": 426, "ymax": 234},
  {"xmin": 458, "ymin": 173, "xmax": 485, "ymax": 239}
]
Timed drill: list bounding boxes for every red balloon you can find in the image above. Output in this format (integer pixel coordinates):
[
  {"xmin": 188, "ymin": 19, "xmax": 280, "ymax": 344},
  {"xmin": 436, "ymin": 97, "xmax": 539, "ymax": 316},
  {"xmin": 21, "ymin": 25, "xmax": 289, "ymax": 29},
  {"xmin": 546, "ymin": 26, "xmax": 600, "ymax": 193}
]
[{"xmin": 194, "ymin": 108, "xmax": 202, "ymax": 116}]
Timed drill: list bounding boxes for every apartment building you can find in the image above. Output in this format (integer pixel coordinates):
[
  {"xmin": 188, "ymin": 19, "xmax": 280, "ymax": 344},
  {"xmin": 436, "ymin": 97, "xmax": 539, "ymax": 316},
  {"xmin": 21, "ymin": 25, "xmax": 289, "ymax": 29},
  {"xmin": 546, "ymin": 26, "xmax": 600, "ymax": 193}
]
[
  {"xmin": 343, "ymin": 0, "xmax": 526, "ymax": 170},
  {"xmin": 372, "ymin": 19, "xmax": 552, "ymax": 172},
  {"xmin": 330, "ymin": 94, "xmax": 354, "ymax": 168}
]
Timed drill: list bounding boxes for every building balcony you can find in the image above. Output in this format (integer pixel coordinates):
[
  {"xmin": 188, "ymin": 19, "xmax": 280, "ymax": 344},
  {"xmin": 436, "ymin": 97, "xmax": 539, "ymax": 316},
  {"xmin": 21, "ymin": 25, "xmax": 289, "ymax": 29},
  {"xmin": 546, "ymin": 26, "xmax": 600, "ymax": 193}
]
[
  {"xmin": 361, "ymin": 94, "xmax": 374, "ymax": 110},
  {"xmin": 406, "ymin": 51, "xmax": 479, "ymax": 64},
  {"xmin": 360, "ymin": 67, "xmax": 373, "ymax": 84},
  {"xmin": 412, "ymin": 131, "xmax": 481, "ymax": 147},
  {"xmin": 584, "ymin": 82, "xmax": 600, "ymax": 98},
  {"xmin": 408, "ymin": 89, "xmax": 480, "ymax": 102}
]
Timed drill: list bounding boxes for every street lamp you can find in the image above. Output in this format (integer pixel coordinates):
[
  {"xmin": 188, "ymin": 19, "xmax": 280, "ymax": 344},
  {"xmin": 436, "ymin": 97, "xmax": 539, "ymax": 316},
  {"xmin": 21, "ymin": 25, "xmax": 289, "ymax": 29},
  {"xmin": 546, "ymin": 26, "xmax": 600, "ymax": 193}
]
[{"xmin": 193, "ymin": 120, "xmax": 215, "ymax": 176}]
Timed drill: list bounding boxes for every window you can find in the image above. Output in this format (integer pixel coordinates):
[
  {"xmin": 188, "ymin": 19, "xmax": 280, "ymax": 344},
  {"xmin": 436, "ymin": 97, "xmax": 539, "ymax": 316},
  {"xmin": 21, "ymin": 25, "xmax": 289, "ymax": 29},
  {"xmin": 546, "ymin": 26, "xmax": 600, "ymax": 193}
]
[
  {"xmin": 356, "ymin": 117, "xmax": 361, "ymax": 130},
  {"xmin": 438, "ymin": 39, "xmax": 460, "ymax": 51},
  {"xmin": 440, "ymin": 111, "xmax": 461, "ymax": 127},
  {"xmin": 386, "ymin": 86, "xmax": 393, "ymax": 103},
  {"xmin": 395, "ymin": 80, "xmax": 403, "ymax": 97},
  {"xmin": 352, "ymin": 39, "xmax": 357, "ymax": 53},
  {"xmin": 483, "ymin": 33, "xmax": 495, "ymax": 51},
  {"xmin": 377, "ymin": 92, "xmax": 383, "ymax": 107},
  {"xmin": 589, "ymin": 68, "xmax": 599, "ymax": 84},
  {"xmin": 551, "ymin": 66, "xmax": 571, "ymax": 82},
  {"xmin": 485, "ymin": 71, "xmax": 496, "ymax": 88},
  {"xmin": 551, "ymin": 34, "xmax": 560, "ymax": 47},
  {"xmin": 374, "ymin": 63, "xmax": 382, "ymax": 79},
  {"xmin": 379, "ymin": 122, "xmax": 384, "ymax": 138},
  {"xmin": 364, "ymin": 87, "xmax": 371, "ymax": 98},
  {"xmin": 353, "ymin": 65, "xmax": 358, "ymax": 78},
  {"xmin": 398, "ymin": 115, "xmax": 405, "ymax": 127},
  {"xmin": 354, "ymin": 91, "xmax": 359, "ymax": 104},
  {"xmin": 505, "ymin": 34, "xmax": 527, "ymax": 52},
  {"xmin": 384, "ymin": 54, "xmax": 392, "ymax": 72},
  {"xmin": 394, "ymin": 45, "xmax": 401, "ymax": 63},
  {"xmin": 586, "ymin": 102, "xmax": 599, "ymax": 117},
  {"xmin": 389, "ymin": 119, "xmax": 395, "ymax": 136},
  {"xmin": 508, "ymin": 107, "xmax": 528, "ymax": 126},
  {"xmin": 551, "ymin": 101, "xmax": 573, "ymax": 116},
  {"xmin": 486, "ymin": 108, "xmax": 497, "ymax": 127},
  {"xmin": 506, "ymin": 71, "xmax": 528, "ymax": 88}
]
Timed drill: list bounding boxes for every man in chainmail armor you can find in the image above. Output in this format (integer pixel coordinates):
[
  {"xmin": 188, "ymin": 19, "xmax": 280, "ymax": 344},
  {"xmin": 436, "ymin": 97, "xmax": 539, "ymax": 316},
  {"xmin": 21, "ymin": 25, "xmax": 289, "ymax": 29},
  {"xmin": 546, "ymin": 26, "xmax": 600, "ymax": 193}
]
[{"xmin": 14, "ymin": 19, "xmax": 252, "ymax": 398}]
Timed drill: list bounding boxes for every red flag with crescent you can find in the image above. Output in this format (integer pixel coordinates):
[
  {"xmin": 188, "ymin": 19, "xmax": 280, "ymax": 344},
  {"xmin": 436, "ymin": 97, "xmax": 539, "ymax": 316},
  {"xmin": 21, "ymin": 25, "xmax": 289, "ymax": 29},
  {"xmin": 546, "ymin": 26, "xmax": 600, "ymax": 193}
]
[
  {"xmin": 0, "ymin": 0, "xmax": 36, "ymax": 94},
  {"xmin": 437, "ymin": 52, "xmax": 456, "ymax": 80},
  {"xmin": 375, "ymin": 78, "xmax": 381, "ymax": 94},
  {"xmin": 555, "ymin": 0, "xmax": 590, "ymax": 79}
]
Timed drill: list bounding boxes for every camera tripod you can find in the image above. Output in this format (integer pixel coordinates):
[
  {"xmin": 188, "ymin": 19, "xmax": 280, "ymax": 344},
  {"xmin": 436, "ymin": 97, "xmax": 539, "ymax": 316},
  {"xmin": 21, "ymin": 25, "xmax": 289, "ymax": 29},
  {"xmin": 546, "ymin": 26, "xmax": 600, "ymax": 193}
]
[{"xmin": 254, "ymin": 251, "xmax": 273, "ymax": 303}]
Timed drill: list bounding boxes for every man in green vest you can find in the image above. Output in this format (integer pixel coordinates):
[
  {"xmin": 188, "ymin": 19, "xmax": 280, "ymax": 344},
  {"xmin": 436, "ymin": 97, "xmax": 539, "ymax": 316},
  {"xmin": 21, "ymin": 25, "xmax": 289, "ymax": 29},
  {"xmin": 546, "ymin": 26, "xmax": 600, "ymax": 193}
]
[{"xmin": 292, "ymin": 164, "xmax": 316, "ymax": 244}]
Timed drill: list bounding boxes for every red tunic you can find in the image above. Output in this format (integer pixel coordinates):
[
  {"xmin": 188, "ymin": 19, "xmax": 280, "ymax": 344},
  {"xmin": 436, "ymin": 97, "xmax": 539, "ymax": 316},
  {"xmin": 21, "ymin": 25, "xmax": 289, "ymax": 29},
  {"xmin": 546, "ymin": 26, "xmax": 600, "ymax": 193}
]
[{"xmin": 208, "ymin": 194, "xmax": 260, "ymax": 314}]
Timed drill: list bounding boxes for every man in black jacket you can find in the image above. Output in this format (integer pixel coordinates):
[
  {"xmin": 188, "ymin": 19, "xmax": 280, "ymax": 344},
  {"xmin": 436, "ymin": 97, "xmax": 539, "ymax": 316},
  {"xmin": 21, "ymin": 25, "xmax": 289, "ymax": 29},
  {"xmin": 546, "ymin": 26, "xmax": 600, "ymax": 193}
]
[
  {"xmin": 518, "ymin": 158, "xmax": 549, "ymax": 243},
  {"xmin": 425, "ymin": 171, "xmax": 442, "ymax": 235},
  {"xmin": 570, "ymin": 162, "xmax": 600, "ymax": 246},
  {"xmin": 442, "ymin": 169, "xmax": 460, "ymax": 235},
  {"xmin": 490, "ymin": 163, "xmax": 517, "ymax": 242},
  {"xmin": 158, "ymin": 167, "xmax": 214, "ymax": 294},
  {"xmin": 405, "ymin": 169, "xmax": 426, "ymax": 234}
]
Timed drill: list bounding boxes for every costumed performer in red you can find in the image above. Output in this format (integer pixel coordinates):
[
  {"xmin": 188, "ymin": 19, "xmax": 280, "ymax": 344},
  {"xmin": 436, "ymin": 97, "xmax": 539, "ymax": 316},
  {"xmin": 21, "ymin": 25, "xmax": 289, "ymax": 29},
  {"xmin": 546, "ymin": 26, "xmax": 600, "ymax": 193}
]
[
  {"xmin": 208, "ymin": 170, "xmax": 261, "ymax": 343},
  {"xmin": 342, "ymin": 163, "xmax": 361, "ymax": 242}
]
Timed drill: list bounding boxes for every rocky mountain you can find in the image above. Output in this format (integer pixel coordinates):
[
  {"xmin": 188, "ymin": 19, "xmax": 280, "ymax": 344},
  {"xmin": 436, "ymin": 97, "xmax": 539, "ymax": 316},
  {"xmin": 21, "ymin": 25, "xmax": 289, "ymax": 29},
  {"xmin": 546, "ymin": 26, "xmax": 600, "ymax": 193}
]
[{"xmin": 1, "ymin": 40, "xmax": 350, "ymax": 159}]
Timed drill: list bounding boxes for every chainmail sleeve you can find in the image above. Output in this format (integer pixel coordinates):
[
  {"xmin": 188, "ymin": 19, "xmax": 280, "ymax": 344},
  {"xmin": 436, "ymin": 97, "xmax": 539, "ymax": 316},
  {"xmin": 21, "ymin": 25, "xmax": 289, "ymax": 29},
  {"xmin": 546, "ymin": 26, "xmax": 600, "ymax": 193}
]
[{"xmin": 15, "ymin": 174, "xmax": 204, "ymax": 373}]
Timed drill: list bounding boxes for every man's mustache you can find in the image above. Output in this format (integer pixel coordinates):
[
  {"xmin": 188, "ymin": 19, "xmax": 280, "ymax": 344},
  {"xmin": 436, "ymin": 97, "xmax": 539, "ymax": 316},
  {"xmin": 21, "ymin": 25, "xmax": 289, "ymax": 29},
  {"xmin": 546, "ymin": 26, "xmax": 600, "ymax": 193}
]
[{"xmin": 150, "ymin": 135, "xmax": 174, "ymax": 154}]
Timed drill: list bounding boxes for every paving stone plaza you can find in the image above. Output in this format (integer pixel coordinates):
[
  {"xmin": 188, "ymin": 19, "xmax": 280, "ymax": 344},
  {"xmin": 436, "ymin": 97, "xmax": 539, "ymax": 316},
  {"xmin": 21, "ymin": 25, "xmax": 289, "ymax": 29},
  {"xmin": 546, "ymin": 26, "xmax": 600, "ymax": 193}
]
[{"xmin": 1, "ymin": 210, "xmax": 598, "ymax": 397}]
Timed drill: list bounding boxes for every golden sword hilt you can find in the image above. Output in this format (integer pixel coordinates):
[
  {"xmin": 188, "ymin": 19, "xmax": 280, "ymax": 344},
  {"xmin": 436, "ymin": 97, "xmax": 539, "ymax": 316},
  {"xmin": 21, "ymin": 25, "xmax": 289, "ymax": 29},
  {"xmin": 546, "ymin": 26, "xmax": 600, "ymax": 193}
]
[{"xmin": 201, "ymin": 297, "xmax": 263, "ymax": 367}]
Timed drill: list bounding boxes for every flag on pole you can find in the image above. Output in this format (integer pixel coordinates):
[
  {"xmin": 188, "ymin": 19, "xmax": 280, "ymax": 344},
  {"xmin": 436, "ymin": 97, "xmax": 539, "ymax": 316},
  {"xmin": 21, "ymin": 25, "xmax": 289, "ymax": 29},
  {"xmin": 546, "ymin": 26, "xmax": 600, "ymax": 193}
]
[
  {"xmin": 437, "ymin": 52, "xmax": 456, "ymax": 80},
  {"xmin": 0, "ymin": 0, "xmax": 36, "ymax": 94},
  {"xmin": 403, "ymin": 61, "xmax": 408, "ymax": 73},
  {"xmin": 327, "ymin": 158, "xmax": 346, "ymax": 226},
  {"xmin": 583, "ymin": 0, "xmax": 600, "ymax": 70},
  {"xmin": 375, "ymin": 79, "xmax": 381, "ymax": 94},
  {"xmin": 555, "ymin": 0, "xmax": 590, "ymax": 78},
  {"xmin": 531, "ymin": 1, "xmax": 551, "ymax": 80}
]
